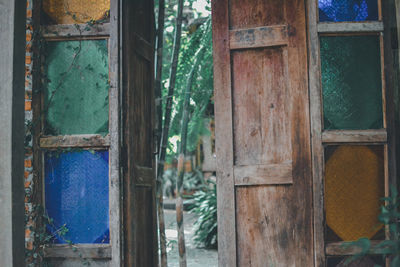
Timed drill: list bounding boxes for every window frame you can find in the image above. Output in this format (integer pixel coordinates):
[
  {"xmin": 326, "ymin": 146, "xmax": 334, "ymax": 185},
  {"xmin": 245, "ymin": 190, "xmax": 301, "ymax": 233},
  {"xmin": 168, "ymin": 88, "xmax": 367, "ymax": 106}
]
[
  {"xmin": 31, "ymin": 0, "xmax": 121, "ymax": 264},
  {"xmin": 307, "ymin": 0, "xmax": 399, "ymax": 266}
]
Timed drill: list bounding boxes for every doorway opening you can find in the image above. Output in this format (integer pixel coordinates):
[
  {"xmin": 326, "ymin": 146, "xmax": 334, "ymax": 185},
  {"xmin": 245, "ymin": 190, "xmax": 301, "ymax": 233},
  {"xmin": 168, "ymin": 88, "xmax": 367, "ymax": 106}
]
[{"xmin": 155, "ymin": 1, "xmax": 217, "ymax": 266}]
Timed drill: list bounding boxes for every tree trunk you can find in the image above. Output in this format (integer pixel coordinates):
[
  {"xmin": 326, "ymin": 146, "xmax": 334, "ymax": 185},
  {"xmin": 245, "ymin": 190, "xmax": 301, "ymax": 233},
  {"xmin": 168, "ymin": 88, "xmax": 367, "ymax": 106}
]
[
  {"xmin": 154, "ymin": 0, "xmax": 167, "ymax": 266},
  {"xmin": 176, "ymin": 40, "xmax": 208, "ymax": 267}
]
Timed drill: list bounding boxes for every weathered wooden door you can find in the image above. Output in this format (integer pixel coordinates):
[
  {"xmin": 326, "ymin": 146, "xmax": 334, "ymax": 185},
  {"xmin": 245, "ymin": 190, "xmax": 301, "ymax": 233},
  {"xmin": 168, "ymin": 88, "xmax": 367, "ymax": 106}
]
[
  {"xmin": 122, "ymin": 0, "xmax": 158, "ymax": 266},
  {"xmin": 212, "ymin": 0, "xmax": 313, "ymax": 266}
]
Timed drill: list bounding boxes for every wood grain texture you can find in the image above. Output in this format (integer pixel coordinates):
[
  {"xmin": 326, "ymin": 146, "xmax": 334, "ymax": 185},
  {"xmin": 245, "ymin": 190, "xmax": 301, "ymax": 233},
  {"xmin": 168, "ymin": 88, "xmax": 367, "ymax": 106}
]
[
  {"xmin": 317, "ymin": 22, "xmax": 384, "ymax": 33},
  {"xmin": 44, "ymin": 244, "xmax": 111, "ymax": 259},
  {"xmin": 135, "ymin": 166, "xmax": 154, "ymax": 187},
  {"xmin": 213, "ymin": 0, "xmax": 313, "ymax": 266},
  {"xmin": 307, "ymin": 0, "xmax": 326, "ymax": 266},
  {"xmin": 108, "ymin": 0, "xmax": 121, "ymax": 265},
  {"xmin": 234, "ymin": 163, "xmax": 293, "ymax": 186},
  {"xmin": 41, "ymin": 23, "xmax": 110, "ymax": 38},
  {"xmin": 229, "ymin": 25, "xmax": 288, "ymax": 50},
  {"xmin": 122, "ymin": 0, "xmax": 157, "ymax": 266},
  {"xmin": 325, "ymin": 241, "xmax": 384, "ymax": 256},
  {"xmin": 382, "ymin": 0, "xmax": 399, "ymax": 243},
  {"xmin": 229, "ymin": 0, "xmax": 285, "ymax": 29},
  {"xmin": 234, "ymin": 0, "xmax": 313, "ymax": 264},
  {"xmin": 212, "ymin": 0, "xmax": 237, "ymax": 266},
  {"xmin": 322, "ymin": 129, "xmax": 387, "ymax": 144},
  {"xmin": 232, "ymin": 47, "xmax": 292, "ymax": 166},
  {"xmin": 40, "ymin": 134, "xmax": 110, "ymax": 148}
]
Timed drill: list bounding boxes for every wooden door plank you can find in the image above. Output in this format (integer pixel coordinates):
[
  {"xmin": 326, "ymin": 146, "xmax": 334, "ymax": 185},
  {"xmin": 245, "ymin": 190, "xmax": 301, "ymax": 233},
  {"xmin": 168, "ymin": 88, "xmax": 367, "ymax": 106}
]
[
  {"xmin": 41, "ymin": 23, "xmax": 110, "ymax": 38},
  {"xmin": 212, "ymin": 0, "xmax": 237, "ymax": 266},
  {"xmin": 109, "ymin": 0, "xmax": 121, "ymax": 265},
  {"xmin": 44, "ymin": 245, "xmax": 112, "ymax": 259},
  {"xmin": 122, "ymin": 0, "xmax": 157, "ymax": 266},
  {"xmin": 225, "ymin": 0, "xmax": 314, "ymax": 266},
  {"xmin": 229, "ymin": 25, "xmax": 288, "ymax": 50},
  {"xmin": 234, "ymin": 163, "xmax": 293, "ymax": 186},
  {"xmin": 317, "ymin": 22, "xmax": 383, "ymax": 33},
  {"xmin": 306, "ymin": 0, "xmax": 326, "ymax": 266},
  {"xmin": 321, "ymin": 129, "xmax": 387, "ymax": 144},
  {"xmin": 40, "ymin": 134, "xmax": 110, "ymax": 148}
]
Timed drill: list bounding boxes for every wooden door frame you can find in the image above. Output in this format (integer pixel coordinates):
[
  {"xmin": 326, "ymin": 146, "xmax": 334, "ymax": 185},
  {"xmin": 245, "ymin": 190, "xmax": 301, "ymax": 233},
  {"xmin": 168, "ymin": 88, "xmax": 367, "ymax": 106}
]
[
  {"xmin": 212, "ymin": 0, "xmax": 313, "ymax": 266},
  {"xmin": 30, "ymin": 0, "xmax": 122, "ymax": 264},
  {"xmin": 212, "ymin": 0, "xmax": 237, "ymax": 266},
  {"xmin": 307, "ymin": 0, "xmax": 400, "ymax": 266},
  {"xmin": 0, "ymin": 0, "xmax": 26, "ymax": 266}
]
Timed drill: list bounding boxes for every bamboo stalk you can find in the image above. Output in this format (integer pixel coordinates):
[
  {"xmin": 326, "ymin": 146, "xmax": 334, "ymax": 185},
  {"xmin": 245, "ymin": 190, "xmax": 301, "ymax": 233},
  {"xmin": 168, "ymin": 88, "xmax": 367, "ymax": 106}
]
[
  {"xmin": 175, "ymin": 31, "xmax": 209, "ymax": 267},
  {"xmin": 157, "ymin": 0, "xmax": 184, "ymax": 177},
  {"xmin": 154, "ymin": 0, "xmax": 167, "ymax": 266}
]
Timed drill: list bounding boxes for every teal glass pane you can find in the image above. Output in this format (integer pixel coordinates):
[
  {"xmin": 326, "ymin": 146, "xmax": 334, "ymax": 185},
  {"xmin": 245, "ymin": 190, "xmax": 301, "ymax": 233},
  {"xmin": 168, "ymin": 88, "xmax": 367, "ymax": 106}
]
[
  {"xmin": 44, "ymin": 40, "xmax": 109, "ymax": 135},
  {"xmin": 320, "ymin": 36, "xmax": 382, "ymax": 130}
]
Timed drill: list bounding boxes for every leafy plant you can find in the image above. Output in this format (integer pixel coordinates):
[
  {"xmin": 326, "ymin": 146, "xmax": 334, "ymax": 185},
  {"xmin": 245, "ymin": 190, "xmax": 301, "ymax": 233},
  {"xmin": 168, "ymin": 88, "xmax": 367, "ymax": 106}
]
[
  {"xmin": 162, "ymin": 167, "xmax": 206, "ymax": 198},
  {"xmin": 345, "ymin": 186, "xmax": 400, "ymax": 266},
  {"xmin": 188, "ymin": 180, "xmax": 217, "ymax": 249}
]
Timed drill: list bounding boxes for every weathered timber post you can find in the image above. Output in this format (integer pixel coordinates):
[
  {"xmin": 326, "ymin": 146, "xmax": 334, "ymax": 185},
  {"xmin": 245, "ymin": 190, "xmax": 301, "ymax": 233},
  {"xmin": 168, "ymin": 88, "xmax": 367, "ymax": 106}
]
[{"xmin": 0, "ymin": 0, "xmax": 27, "ymax": 266}]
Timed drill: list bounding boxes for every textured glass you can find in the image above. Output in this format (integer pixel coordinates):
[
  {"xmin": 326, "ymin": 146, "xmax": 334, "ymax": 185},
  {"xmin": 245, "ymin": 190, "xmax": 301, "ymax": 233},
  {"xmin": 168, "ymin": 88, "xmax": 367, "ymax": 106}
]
[
  {"xmin": 321, "ymin": 36, "xmax": 382, "ymax": 130},
  {"xmin": 44, "ymin": 40, "xmax": 109, "ymax": 135},
  {"xmin": 324, "ymin": 146, "xmax": 384, "ymax": 242},
  {"xmin": 319, "ymin": 0, "xmax": 379, "ymax": 22},
  {"xmin": 42, "ymin": 0, "xmax": 110, "ymax": 24},
  {"xmin": 45, "ymin": 150, "xmax": 109, "ymax": 244}
]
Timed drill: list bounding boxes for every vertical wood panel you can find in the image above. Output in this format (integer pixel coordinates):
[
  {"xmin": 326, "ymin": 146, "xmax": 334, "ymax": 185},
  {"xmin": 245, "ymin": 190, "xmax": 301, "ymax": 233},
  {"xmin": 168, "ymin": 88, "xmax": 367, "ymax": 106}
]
[
  {"xmin": 109, "ymin": 0, "xmax": 121, "ymax": 265},
  {"xmin": 212, "ymin": 0, "xmax": 237, "ymax": 266},
  {"xmin": 232, "ymin": 47, "xmax": 292, "ymax": 166},
  {"xmin": 382, "ymin": 0, "xmax": 398, "ymax": 227},
  {"xmin": 229, "ymin": 0, "xmax": 286, "ymax": 29},
  {"xmin": 122, "ymin": 0, "xmax": 157, "ymax": 266},
  {"xmin": 214, "ymin": 0, "xmax": 313, "ymax": 266},
  {"xmin": 233, "ymin": 0, "xmax": 313, "ymax": 265},
  {"xmin": 306, "ymin": 0, "xmax": 326, "ymax": 266}
]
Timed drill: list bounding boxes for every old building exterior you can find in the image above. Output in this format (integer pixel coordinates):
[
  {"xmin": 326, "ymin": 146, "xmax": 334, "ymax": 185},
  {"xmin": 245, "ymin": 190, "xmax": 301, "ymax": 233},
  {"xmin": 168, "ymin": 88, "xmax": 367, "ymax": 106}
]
[{"xmin": 1, "ymin": 0, "xmax": 400, "ymax": 266}]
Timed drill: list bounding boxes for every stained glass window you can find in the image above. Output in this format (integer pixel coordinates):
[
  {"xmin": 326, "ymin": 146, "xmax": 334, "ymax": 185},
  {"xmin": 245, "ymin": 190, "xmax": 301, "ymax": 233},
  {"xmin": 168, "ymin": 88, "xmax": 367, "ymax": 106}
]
[
  {"xmin": 42, "ymin": 0, "xmax": 110, "ymax": 24},
  {"xmin": 45, "ymin": 150, "xmax": 109, "ymax": 244},
  {"xmin": 320, "ymin": 35, "xmax": 382, "ymax": 130},
  {"xmin": 319, "ymin": 0, "xmax": 379, "ymax": 22},
  {"xmin": 324, "ymin": 146, "xmax": 384, "ymax": 242},
  {"xmin": 44, "ymin": 40, "xmax": 109, "ymax": 135}
]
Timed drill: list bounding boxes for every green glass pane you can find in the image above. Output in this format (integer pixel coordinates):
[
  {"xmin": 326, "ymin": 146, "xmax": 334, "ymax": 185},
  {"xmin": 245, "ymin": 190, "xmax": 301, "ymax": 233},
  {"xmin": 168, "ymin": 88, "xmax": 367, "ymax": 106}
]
[
  {"xmin": 320, "ymin": 35, "xmax": 382, "ymax": 130},
  {"xmin": 44, "ymin": 40, "xmax": 109, "ymax": 135}
]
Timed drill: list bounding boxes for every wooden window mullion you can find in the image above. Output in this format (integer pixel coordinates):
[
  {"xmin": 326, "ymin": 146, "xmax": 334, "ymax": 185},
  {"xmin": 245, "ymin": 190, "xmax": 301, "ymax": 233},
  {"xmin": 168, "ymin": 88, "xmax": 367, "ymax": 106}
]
[
  {"xmin": 34, "ymin": 1, "xmax": 119, "ymax": 261},
  {"xmin": 309, "ymin": 0, "xmax": 398, "ymax": 266}
]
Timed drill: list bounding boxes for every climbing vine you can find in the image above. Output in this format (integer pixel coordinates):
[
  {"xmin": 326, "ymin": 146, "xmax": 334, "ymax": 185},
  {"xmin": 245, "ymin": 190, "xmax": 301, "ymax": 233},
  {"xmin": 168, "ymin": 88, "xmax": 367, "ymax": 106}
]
[{"xmin": 25, "ymin": 6, "xmax": 110, "ymax": 266}]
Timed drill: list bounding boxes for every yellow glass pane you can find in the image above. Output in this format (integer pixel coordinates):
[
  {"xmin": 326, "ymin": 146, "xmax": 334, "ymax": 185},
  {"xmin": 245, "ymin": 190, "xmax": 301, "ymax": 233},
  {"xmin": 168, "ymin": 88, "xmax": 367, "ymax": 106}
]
[
  {"xmin": 42, "ymin": 0, "xmax": 110, "ymax": 24},
  {"xmin": 325, "ymin": 146, "xmax": 384, "ymax": 241}
]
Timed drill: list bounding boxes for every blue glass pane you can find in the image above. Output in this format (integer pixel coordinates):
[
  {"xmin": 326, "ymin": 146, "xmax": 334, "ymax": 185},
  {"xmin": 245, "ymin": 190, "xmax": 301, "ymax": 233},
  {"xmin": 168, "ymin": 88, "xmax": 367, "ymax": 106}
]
[
  {"xmin": 45, "ymin": 150, "xmax": 109, "ymax": 244},
  {"xmin": 319, "ymin": 0, "xmax": 378, "ymax": 22}
]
